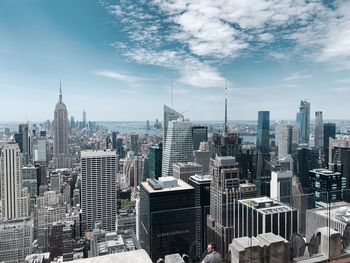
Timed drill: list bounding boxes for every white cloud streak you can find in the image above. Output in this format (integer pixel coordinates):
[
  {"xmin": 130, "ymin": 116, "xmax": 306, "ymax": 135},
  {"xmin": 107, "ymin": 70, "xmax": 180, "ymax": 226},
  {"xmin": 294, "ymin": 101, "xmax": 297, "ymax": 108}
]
[{"xmin": 94, "ymin": 70, "xmax": 150, "ymax": 82}]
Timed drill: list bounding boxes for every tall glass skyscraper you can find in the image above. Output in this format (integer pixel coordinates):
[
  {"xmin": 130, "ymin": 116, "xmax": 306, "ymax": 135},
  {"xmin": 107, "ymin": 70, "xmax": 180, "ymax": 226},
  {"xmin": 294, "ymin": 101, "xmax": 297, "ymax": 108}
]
[
  {"xmin": 257, "ymin": 111, "xmax": 270, "ymax": 153},
  {"xmin": 324, "ymin": 122, "xmax": 336, "ymax": 164},
  {"xmin": 162, "ymin": 118, "xmax": 193, "ymax": 177},
  {"xmin": 298, "ymin": 100, "xmax": 310, "ymax": 144},
  {"xmin": 314, "ymin": 111, "xmax": 323, "ymax": 148},
  {"xmin": 163, "ymin": 105, "xmax": 183, "ymax": 142}
]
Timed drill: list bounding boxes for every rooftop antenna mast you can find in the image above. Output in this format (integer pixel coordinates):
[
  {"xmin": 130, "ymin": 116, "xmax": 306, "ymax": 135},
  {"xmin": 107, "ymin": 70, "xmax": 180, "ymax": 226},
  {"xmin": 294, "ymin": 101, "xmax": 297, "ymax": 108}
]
[
  {"xmin": 224, "ymin": 79, "xmax": 228, "ymax": 134},
  {"xmin": 171, "ymin": 80, "xmax": 174, "ymax": 108},
  {"xmin": 59, "ymin": 79, "xmax": 62, "ymax": 103}
]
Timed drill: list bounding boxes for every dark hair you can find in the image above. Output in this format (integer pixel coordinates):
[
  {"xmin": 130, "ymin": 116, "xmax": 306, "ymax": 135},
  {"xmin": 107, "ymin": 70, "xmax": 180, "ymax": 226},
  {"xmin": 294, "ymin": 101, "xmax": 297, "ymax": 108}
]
[{"xmin": 208, "ymin": 242, "xmax": 216, "ymax": 250}]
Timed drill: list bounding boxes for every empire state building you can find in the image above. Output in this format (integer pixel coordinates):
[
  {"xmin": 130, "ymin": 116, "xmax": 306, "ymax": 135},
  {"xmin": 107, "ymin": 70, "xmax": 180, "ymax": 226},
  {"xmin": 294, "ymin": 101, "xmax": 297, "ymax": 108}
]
[{"xmin": 53, "ymin": 84, "xmax": 69, "ymax": 168}]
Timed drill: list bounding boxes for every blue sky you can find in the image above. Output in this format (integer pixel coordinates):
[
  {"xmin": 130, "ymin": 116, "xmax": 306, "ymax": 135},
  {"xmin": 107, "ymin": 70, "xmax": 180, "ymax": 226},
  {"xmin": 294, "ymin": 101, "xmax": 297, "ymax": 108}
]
[{"xmin": 1, "ymin": 0, "xmax": 350, "ymax": 122}]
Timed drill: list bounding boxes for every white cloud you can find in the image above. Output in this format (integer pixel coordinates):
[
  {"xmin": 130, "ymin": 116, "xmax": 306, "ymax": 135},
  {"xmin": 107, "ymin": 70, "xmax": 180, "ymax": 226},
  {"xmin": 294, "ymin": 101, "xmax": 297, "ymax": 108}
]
[
  {"xmin": 94, "ymin": 70, "xmax": 149, "ymax": 82},
  {"xmin": 331, "ymin": 87, "xmax": 350, "ymax": 92},
  {"xmin": 106, "ymin": 0, "xmax": 350, "ymax": 89},
  {"xmin": 335, "ymin": 78, "xmax": 350, "ymax": 84},
  {"xmin": 282, "ymin": 72, "xmax": 312, "ymax": 82}
]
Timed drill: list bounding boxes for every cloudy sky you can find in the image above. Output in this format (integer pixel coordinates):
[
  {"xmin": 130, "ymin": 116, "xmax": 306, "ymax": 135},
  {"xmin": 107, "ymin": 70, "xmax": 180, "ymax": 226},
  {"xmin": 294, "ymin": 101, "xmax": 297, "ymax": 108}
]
[{"xmin": 1, "ymin": 0, "xmax": 350, "ymax": 122}]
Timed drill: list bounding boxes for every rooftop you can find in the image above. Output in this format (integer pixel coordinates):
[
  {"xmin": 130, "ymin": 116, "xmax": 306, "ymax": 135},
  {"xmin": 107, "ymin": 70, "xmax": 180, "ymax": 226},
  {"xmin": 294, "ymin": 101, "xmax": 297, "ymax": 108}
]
[
  {"xmin": 142, "ymin": 178, "xmax": 193, "ymax": 193},
  {"xmin": 239, "ymin": 196, "xmax": 294, "ymax": 214},
  {"xmin": 81, "ymin": 150, "xmax": 116, "ymax": 158},
  {"xmin": 189, "ymin": 174, "xmax": 212, "ymax": 182},
  {"xmin": 71, "ymin": 249, "xmax": 152, "ymax": 263}
]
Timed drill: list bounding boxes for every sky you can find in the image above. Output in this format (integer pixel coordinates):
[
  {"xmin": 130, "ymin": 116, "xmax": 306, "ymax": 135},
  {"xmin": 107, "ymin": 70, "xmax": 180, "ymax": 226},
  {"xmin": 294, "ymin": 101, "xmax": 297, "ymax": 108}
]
[{"xmin": 1, "ymin": 0, "xmax": 350, "ymax": 122}]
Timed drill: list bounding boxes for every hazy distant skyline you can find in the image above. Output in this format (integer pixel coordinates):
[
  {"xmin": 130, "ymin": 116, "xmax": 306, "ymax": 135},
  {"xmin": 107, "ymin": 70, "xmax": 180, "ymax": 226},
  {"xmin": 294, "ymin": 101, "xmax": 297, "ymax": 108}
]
[{"xmin": 1, "ymin": 0, "xmax": 350, "ymax": 122}]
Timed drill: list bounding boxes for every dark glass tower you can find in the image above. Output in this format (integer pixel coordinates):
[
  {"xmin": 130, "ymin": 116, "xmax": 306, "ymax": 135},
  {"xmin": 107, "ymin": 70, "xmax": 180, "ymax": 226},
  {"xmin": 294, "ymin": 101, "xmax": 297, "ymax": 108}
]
[
  {"xmin": 188, "ymin": 174, "xmax": 211, "ymax": 261},
  {"xmin": 148, "ymin": 143, "xmax": 162, "ymax": 180},
  {"xmin": 256, "ymin": 111, "xmax": 270, "ymax": 196},
  {"xmin": 298, "ymin": 100, "xmax": 310, "ymax": 144},
  {"xmin": 191, "ymin": 126, "xmax": 208, "ymax": 151},
  {"xmin": 297, "ymin": 147, "xmax": 319, "ymax": 193},
  {"xmin": 257, "ymin": 111, "xmax": 270, "ymax": 154},
  {"xmin": 139, "ymin": 177, "xmax": 195, "ymax": 262},
  {"xmin": 324, "ymin": 122, "xmax": 336, "ymax": 164}
]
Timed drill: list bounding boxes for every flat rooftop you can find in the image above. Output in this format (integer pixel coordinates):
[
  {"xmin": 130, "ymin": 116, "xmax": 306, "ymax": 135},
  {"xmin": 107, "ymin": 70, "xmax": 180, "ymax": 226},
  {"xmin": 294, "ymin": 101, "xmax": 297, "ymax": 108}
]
[
  {"xmin": 70, "ymin": 249, "xmax": 152, "ymax": 263},
  {"xmin": 239, "ymin": 196, "xmax": 294, "ymax": 215},
  {"xmin": 173, "ymin": 162, "xmax": 202, "ymax": 168},
  {"xmin": 81, "ymin": 150, "xmax": 116, "ymax": 158},
  {"xmin": 141, "ymin": 178, "xmax": 193, "ymax": 193}
]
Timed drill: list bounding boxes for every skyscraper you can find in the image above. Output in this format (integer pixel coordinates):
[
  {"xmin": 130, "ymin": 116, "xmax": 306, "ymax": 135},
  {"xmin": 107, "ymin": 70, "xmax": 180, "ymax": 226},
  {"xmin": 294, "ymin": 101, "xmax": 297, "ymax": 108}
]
[
  {"xmin": 277, "ymin": 123, "xmax": 299, "ymax": 159},
  {"xmin": 82, "ymin": 109, "xmax": 86, "ymax": 128},
  {"xmin": 324, "ymin": 122, "xmax": 336, "ymax": 164},
  {"xmin": 188, "ymin": 174, "xmax": 211, "ymax": 260},
  {"xmin": 130, "ymin": 134, "xmax": 139, "ymax": 155},
  {"xmin": 162, "ymin": 118, "xmax": 193, "ymax": 177},
  {"xmin": 191, "ymin": 126, "xmax": 208, "ymax": 151},
  {"xmin": 15, "ymin": 123, "xmax": 30, "ymax": 164},
  {"xmin": 298, "ymin": 99, "xmax": 310, "ymax": 144},
  {"xmin": 315, "ymin": 111, "xmax": 324, "ymax": 149},
  {"xmin": 139, "ymin": 177, "xmax": 195, "ymax": 262},
  {"xmin": 257, "ymin": 111, "xmax": 270, "ymax": 153},
  {"xmin": 53, "ymin": 85, "xmax": 69, "ymax": 168},
  {"xmin": 256, "ymin": 111, "xmax": 270, "ymax": 196},
  {"xmin": 0, "ymin": 138, "xmax": 23, "ymax": 219},
  {"xmin": 81, "ymin": 150, "xmax": 117, "ymax": 234},
  {"xmin": 111, "ymin": 131, "xmax": 118, "ymax": 150},
  {"xmin": 207, "ymin": 156, "xmax": 257, "ymax": 256},
  {"xmin": 163, "ymin": 105, "xmax": 183, "ymax": 142},
  {"xmin": 148, "ymin": 143, "xmax": 162, "ymax": 180}
]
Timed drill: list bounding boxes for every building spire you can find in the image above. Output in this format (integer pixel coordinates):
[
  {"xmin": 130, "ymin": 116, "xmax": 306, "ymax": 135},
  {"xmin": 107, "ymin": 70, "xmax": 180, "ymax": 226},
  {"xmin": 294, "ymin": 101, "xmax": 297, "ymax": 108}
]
[
  {"xmin": 59, "ymin": 80, "xmax": 62, "ymax": 103},
  {"xmin": 224, "ymin": 79, "xmax": 228, "ymax": 134}
]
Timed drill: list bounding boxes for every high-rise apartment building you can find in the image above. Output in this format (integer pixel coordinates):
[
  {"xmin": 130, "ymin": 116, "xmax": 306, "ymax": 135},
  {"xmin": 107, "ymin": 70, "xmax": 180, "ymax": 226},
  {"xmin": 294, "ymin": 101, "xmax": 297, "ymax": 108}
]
[
  {"xmin": 1, "ymin": 138, "xmax": 23, "ymax": 219},
  {"xmin": 81, "ymin": 150, "xmax": 117, "ymax": 234},
  {"xmin": 298, "ymin": 99, "xmax": 310, "ymax": 144},
  {"xmin": 162, "ymin": 118, "xmax": 193, "ymax": 177},
  {"xmin": 53, "ymin": 86, "xmax": 69, "ymax": 168},
  {"xmin": 315, "ymin": 111, "xmax": 324, "ymax": 149},
  {"xmin": 163, "ymin": 105, "xmax": 183, "ymax": 143},
  {"xmin": 207, "ymin": 156, "xmax": 257, "ymax": 256}
]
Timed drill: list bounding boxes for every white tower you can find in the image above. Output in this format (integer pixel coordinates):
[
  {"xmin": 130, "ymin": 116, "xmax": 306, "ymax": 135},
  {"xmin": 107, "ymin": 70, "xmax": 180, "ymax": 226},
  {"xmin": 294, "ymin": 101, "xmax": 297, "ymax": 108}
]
[
  {"xmin": 0, "ymin": 137, "xmax": 22, "ymax": 219},
  {"xmin": 81, "ymin": 150, "xmax": 117, "ymax": 234}
]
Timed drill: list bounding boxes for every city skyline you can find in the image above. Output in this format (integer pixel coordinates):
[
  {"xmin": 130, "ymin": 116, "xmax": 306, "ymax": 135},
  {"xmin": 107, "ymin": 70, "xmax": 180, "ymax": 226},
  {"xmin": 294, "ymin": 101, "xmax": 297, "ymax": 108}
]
[{"xmin": 1, "ymin": 1, "xmax": 350, "ymax": 122}]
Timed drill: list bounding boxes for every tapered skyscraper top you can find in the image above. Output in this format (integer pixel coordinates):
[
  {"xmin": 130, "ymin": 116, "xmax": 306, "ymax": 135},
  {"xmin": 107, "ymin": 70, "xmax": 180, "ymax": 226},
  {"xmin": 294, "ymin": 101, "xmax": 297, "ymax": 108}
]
[
  {"xmin": 59, "ymin": 80, "xmax": 62, "ymax": 103},
  {"xmin": 54, "ymin": 81, "xmax": 69, "ymax": 168}
]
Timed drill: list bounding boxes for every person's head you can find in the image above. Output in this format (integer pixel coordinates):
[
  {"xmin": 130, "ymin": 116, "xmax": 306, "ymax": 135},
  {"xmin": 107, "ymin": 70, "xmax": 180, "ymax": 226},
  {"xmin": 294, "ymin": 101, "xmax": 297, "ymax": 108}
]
[{"xmin": 207, "ymin": 242, "xmax": 216, "ymax": 253}]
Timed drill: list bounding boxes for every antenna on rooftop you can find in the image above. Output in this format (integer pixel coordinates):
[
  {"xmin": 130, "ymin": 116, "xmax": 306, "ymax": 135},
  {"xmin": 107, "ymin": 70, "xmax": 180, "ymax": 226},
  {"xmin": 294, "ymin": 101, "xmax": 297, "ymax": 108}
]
[{"xmin": 224, "ymin": 79, "xmax": 228, "ymax": 134}]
